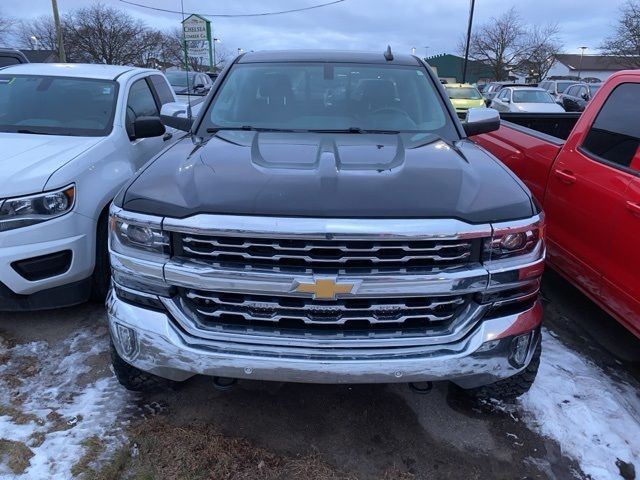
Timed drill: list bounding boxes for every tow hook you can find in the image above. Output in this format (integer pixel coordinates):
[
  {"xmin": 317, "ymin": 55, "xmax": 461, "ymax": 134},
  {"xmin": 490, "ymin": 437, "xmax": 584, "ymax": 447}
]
[
  {"xmin": 213, "ymin": 376, "xmax": 237, "ymax": 391},
  {"xmin": 408, "ymin": 381, "xmax": 433, "ymax": 394}
]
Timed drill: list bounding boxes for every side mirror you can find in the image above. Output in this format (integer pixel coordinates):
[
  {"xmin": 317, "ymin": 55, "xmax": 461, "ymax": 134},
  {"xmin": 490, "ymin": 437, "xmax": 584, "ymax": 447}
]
[
  {"xmin": 131, "ymin": 116, "xmax": 165, "ymax": 140},
  {"xmin": 463, "ymin": 107, "xmax": 500, "ymax": 137},
  {"xmin": 581, "ymin": 93, "xmax": 589, "ymax": 101},
  {"xmin": 160, "ymin": 102, "xmax": 195, "ymax": 132}
]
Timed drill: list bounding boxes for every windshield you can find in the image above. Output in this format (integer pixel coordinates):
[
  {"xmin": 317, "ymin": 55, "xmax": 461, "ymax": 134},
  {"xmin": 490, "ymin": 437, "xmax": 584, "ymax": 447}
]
[
  {"xmin": 165, "ymin": 72, "xmax": 196, "ymax": 88},
  {"xmin": 201, "ymin": 62, "xmax": 457, "ymax": 137},
  {"xmin": 445, "ymin": 87, "xmax": 482, "ymax": 100},
  {"xmin": 0, "ymin": 74, "xmax": 116, "ymax": 136},
  {"xmin": 557, "ymin": 81, "xmax": 574, "ymax": 93},
  {"xmin": 512, "ymin": 90, "xmax": 555, "ymax": 104}
]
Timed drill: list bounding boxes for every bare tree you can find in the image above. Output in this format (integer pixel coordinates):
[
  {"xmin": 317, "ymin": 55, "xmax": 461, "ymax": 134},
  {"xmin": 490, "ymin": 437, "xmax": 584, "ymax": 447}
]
[
  {"xmin": 0, "ymin": 11, "xmax": 14, "ymax": 45},
  {"xmin": 465, "ymin": 8, "xmax": 530, "ymax": 81},
  {"xmin": 17, "ymin": 15, "xmax": 59, "ymax": 51},
  {"xmin": 63, "ymin": 3, "xmax": 158, "ymax": 65},
  {"xmin": 518, "ymin": 24, "xmax": 563, "ymax": 82},
  {"xmin": 601, "ymin": 0, "xmax": 640, "ymax": 67}
]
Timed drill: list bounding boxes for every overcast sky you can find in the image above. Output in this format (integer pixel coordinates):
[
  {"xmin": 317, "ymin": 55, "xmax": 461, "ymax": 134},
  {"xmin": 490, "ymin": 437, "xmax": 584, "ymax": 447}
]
[{"xmin": 6, "ymin": 0, "xmax": 625, "ymax": 57}]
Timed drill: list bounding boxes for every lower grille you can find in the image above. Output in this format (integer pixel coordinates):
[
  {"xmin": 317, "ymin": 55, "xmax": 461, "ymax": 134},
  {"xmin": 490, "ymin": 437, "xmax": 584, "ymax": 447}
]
[{"xmin": 179, "ymin": 289, "xmax": 470, "ymax": 333}]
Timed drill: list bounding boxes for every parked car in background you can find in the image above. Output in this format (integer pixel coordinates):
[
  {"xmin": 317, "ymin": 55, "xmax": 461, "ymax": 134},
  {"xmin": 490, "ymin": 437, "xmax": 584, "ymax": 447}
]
[
  {"xmin": 482, "ymin": 82, "xmax": 524, "ymax": 106},
  {"xmin": 490, "ymin": 87, "xmax": 565, "ymax": 113},
  {"xmin": 444, "ymin": 83, "xmax": 485, "ymax": 115},
  {"xmin": 107, "ymin": 50, "xmax": 545, "ymax": 401},
  {"xmin": 538, "ymin": 79, "xmax": 576, "ymax": 101},
  {"xmin": 558, "ymin": 83, "xmax": 602, "ymax": 112},
  {"xmin": 0, "ymin": 48, "xmax": 28, "ymax": 67},
  {"xmin": 165, "ymin": 71, "xmax": 212, "ymax": 99},
  {"xmin": 0, "ymin": 63, "xmax": 179, "ymax": 311},
  {"xmin": 474, "ymin": 70, "xmax": 640, "ymax": 338}
]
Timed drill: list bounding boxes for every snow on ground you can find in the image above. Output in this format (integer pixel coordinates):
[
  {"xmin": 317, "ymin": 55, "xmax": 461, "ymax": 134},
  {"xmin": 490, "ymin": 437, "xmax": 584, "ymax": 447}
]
[
  {"xmin": 0, "ymin": 326, "xmax": 134, "ymax": 479},
  {"xmin": 518, "ymin": 328, "xmax": 640, "ymax": 480}
]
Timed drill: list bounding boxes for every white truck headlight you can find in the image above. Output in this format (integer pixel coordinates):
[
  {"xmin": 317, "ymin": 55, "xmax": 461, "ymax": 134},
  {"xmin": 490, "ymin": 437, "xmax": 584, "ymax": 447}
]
[
  {"xmin": 109, "ymin": 210, "xmax": 169, "ymax": 260},
  {"xmin": 0, "ymin": 185, "xmax": 75, "ymax": 232}
]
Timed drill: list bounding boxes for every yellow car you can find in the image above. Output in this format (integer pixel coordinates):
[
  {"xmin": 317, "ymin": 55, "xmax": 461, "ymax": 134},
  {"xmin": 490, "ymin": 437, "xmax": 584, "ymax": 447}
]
[{"xmin": 444, "ymin": 84, "xmax": 486, "ymax": 114}]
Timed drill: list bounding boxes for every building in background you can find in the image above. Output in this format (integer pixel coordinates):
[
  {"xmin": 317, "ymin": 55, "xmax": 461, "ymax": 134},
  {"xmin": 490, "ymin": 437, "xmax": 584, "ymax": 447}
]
[
  {"xmin": 425, "ymin": 53, "xmax": 494, "ymax": 85},
  {"xmin": 546, "ymin": 54, "xmax": 631, "ymax": 82},
  {"xmin": 19, "ymin": 50, "xmax": 58, "ymax": 63}
]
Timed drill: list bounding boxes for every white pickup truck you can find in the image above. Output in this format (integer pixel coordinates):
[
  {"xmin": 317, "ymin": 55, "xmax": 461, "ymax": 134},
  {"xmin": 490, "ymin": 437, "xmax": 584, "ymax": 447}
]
[{"xmin": 0, "ymin": 63, "xmax": 179, "ymax": 310}]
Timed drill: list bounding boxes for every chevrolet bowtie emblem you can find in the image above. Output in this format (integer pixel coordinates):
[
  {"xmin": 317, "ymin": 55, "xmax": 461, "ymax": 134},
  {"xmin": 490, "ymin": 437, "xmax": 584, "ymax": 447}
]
[{"xmin": 293, "ymin": 277, "xmax": 356, "ymax": 300}]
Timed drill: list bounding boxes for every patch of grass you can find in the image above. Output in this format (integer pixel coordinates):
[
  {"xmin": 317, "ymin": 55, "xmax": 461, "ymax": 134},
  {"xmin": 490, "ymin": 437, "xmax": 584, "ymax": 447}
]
[
  {"xmin": 0, "ymin": 439, "xmax": 34, "ymax": 474},
  {"xmin": 28, "ymin": 431, "xmax": 46, "ymax": 448},
  {"xmin": 46, "ymin": 411, "xmax": 82, "ymax": 433},
  {"xmin": 0, "ymin": 404, "xmax": 41, "ymax": 425},
  {"xmin": 71, "ymin": 436, "xmax": 105, "ymax": 478},
  {"xmin": 86, "ymin": 417, "xmax": 372, "ymax": 480}
]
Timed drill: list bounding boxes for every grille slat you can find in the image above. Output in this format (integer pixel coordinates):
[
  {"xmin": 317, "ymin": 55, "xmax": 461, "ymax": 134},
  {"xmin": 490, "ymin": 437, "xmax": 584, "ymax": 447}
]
[
  {"xmin": 182, "ymin": 290, "xmax": 469, "ymax": 330},
  {"xmin": 179, "ymin": 235, "xmax": 475, "ymax": 272}
]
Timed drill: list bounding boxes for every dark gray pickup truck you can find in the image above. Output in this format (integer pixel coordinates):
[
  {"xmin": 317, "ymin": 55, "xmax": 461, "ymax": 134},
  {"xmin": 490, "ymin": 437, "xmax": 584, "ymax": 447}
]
[{"xmin": 107, "ymin": 50, "xmax": 545, "ymax": 399}]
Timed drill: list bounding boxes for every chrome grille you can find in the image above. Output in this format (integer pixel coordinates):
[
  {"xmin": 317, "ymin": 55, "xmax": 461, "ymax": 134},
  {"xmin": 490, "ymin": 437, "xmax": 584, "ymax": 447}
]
[
  {"xmin": 180, "ymin": 289, "xmax": 470, "ymax": 332},
  {"xmin": 178, "ymin": 235, "xmax": 476, "ymax": 273}
]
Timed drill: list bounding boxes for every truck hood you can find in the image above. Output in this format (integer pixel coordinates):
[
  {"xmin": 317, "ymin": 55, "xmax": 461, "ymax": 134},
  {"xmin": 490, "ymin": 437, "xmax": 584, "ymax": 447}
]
[
  {"xmin": 0, "ymin": 132, "xmax": 102, "ymax": 197},
  {"xmin": 122, "ymin": 132, "xmax": 533, "ymax": 223}
]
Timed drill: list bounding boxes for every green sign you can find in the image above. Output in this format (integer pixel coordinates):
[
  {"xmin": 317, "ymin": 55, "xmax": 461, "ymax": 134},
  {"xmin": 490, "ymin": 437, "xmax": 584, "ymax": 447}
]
[{"xmin": 182, "ymin": 14, "xmax": 214, "ymax": 72}]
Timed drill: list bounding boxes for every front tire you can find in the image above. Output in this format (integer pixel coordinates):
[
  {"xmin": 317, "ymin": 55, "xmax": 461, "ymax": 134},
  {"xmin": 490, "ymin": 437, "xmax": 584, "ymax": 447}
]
[
  {"xmin": 463, "ymin": 341, "xmax": 541, "ymax": 401},
  {"xmin": 111, "ymin": 343, "xmax": 173, "ymax": 392}
]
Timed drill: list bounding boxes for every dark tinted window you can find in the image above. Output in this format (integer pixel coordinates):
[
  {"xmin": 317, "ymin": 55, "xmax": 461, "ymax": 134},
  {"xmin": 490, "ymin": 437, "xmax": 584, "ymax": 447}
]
[
  {"xmin": 582, "ymin": 83, "xmax": 640, "ymax": 170},
  {"xmin": 202, "ymin": 62, "xmax": 457, "ymax": 138},
  {"xmin": 0, "ymin": 56, "xmax": 21, "ymax": 67},
  {"xmin": 149, "ymin": 75, "xmax": 174, "ymax": 105},
  {"xmin": 0, "ymin": 74, "xmax": 116, "ymax": 136},
  {"xmin": 566, "ymin": 85, "xmax": 579, "ymax": 96},
  {"xmin": 126, "ymin": 78, "xmax": 159, "ymax": 137}
]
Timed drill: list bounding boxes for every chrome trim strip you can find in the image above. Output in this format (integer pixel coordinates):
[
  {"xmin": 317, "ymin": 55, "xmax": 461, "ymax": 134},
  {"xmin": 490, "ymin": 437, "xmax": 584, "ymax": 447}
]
[
  {"xmin": 163, "ymin": 259, "xmax": 489, "ymax": 298},
  {"xmin": 163, "ymin": 214, "xmax": 492, "ymax": 240}
]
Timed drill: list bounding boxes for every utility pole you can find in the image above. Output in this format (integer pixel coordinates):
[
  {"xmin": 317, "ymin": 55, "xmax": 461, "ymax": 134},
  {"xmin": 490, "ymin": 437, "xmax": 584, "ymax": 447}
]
[
  {"xmin": 462, "ymin": 0, "xmax": 476, "ymax": 84},
  {"xmin": 51, "ymin": 0, "xmax": 66, "ymax": 62}
]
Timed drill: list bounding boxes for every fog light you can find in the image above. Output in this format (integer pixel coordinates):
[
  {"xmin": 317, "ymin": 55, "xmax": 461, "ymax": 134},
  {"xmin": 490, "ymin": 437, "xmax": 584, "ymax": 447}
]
[
  {"xmin": 476, "ymin": 339, "xmax": 500, "ymax": 353},
  {"xmin": 115, "ymin": 323, "xmax": 138, "ymax": 359},
  {"xmin": 512, "ymin": 333, "xmax": 531, "ymax": 367}
]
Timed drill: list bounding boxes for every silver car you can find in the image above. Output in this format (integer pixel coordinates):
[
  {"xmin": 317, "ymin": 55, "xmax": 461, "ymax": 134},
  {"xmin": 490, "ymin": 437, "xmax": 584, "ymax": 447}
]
[{"xmin": 490, "ymin": 87, "xmax": 566, "ymax": 113}]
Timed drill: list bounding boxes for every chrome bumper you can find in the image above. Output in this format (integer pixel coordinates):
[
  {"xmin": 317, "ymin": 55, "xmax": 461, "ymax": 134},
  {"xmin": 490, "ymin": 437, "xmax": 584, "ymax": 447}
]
[{"xmin": 107, "ymin": 290, "xmax": 542, "ymax": 388}]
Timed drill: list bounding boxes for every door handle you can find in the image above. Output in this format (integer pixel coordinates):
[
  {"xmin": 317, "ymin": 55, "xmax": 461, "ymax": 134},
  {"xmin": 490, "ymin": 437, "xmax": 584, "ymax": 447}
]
[
  {"xmin": 163, "ymin": 132, "xmax": 173, "ymax": 142},
  {"xmin": 554, "ymin": 169, "xmax": 576, "ymax": 184},
  {"xmin": 627, "ymin": 201, "xmax": 640, "ymax": 216}
]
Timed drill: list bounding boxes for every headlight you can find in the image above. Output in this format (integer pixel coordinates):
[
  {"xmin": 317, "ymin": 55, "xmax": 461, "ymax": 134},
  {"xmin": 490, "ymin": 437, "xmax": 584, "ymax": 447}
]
[
  {"xmin": 0, "ymin": 185, "xmax": 75, "ymax": 232},
  {"xmin": 484, "ymin": 217, "xmax": 544, "ymax": 262},
  {"xmin": 109, "ymin": 210, "xmax": 169, "ymax": 260}
]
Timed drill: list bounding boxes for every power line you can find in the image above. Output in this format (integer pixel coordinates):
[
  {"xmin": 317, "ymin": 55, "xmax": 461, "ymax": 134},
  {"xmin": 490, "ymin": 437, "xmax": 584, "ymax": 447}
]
[{"xmin": 118, "ymin": 0, "xmax": 346, "ymax": 18}]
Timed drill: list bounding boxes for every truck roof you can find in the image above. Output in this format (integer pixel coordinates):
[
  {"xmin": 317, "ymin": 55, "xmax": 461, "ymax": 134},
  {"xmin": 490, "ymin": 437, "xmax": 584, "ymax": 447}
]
[
  {"xmin": 0, "ymin": 63, "xmax": 157, "ymax": 80},
  {"xmin": 238, "ymin": 49, "xmax": 422, "ymax": 66}
]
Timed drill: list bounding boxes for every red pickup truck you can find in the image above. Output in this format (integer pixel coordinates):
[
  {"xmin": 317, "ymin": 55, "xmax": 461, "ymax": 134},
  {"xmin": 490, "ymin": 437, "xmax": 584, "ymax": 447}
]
[{"xmin": 474, "ymin": 70, "xmax": 640, "ymax": 338}]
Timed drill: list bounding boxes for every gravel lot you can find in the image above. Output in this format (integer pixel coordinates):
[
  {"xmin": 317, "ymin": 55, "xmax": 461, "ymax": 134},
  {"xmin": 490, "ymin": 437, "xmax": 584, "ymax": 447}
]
[{"xmin": 0, "ymin": 270, "xmax": 638, "ymax": 480}]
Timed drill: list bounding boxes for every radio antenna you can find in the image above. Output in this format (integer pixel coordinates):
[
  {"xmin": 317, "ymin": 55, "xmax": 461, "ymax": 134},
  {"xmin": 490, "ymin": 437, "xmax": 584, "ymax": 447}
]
[{"xmin": 180, "ymin": 0, "xmax": 193, "ymax": 131}]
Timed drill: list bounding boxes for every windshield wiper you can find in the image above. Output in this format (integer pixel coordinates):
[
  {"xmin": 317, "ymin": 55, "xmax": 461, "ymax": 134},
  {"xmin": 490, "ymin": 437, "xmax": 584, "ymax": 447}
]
[
  {"xmin": 206, "ymin": 126, "xmax": 295, "ymax": 133},
  {"xmin": 15, "ymin": 129, "xmax": 56, "ymax": 135},
  {"xmin": 308, "ymin": 127, "xmax": 401, "ymax": 134}
]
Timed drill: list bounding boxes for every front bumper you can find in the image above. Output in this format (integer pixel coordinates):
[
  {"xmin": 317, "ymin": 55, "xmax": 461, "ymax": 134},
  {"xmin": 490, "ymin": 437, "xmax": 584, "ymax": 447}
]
[
  {"xmin": 108, "ymin": 290, "xmax": 542, "ymax": 388},
  {"xmin": 0, "ymin": 212, "xmax": 97, "ymax": 310}
]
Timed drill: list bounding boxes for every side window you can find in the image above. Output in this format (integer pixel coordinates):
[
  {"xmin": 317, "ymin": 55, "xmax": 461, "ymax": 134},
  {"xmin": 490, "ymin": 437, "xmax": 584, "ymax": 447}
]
[
  {"xmin": 566, "ymin": 86, "xmax": 578, "ymax": 96},
  {"xmin": 0, "ymin": 56, "xmax": 21, "ymax": 67},
  {"xmin": 125, "ymin": 78, "xmax": 159, "ymax": 138},
  {"xmin": 581, "ymin": 83, "xmax": 640, "ymax": 171},
  {"xmin": 149, "ymin": 75, "xmax": 174, "ymax": 105}
]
